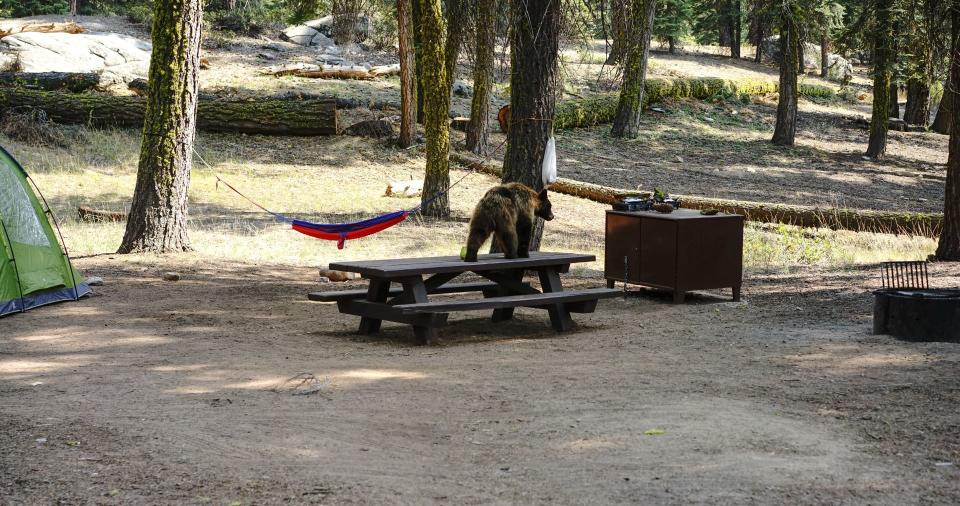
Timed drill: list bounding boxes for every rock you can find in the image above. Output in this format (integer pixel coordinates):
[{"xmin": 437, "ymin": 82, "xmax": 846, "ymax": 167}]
[
  {"xmin": 825, "ymin": 54, "xmax": 853, "ymax": 83},
  {"xmin": 257, "ymin": 51, "xmax": 277, "ymax": 60},
  {"xmin": 318, "ymin": 276, "xmax": 331, "ymax": 284},
  {"xmin": 162, "ymin": 272, "xmax": 181, "ymax": 282},
  {"xmin": 86, "ymin": 276, "xmax": 104, "ymax": 286},
  {"xmin": 281, "ymin": 25, "xmax": 319, "ymax": 46},
  {"xmin": 0, "ymin": 31, "xmax": 151, "ymax": 85},
  {"xmin": 310, "ymin": 32, "xmax": 335, "ymax": 48},
  {"xmin": 760, "ymin": 36, "xmax": 821, "ymax": 70},
  {"xmin": 452, "ymin": 79, "xmax": 473, "ymax": 98},
  {"xmin": 450, "ymin": 117, "xmax": 470, "ymax": 131},
  {"xmin": 343, "ymin": 119, "xmax": 394, "ymax": 138},
  {"xmin": 302, "ymin": 15, "xmax": 370, "ymax": 43},
  {"xmin": 127, "ymin": 77, "xmax": 148, "ymax": 96}
]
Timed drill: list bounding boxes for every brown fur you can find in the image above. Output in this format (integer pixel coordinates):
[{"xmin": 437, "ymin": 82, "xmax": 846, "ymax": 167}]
[{"xmin": 464, "ymin": 182, "xmax": 553, "ymax": 262}]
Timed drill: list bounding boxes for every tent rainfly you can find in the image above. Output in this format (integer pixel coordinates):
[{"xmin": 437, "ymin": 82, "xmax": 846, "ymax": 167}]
[{"xmin": 0, "ymin": 146, "xmax": 90, "ymax": 317}]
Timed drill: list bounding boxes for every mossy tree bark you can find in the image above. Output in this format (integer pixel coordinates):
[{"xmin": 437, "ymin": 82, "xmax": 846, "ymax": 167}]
[
  {"xmin": 500, "ymin": 0, "xmax": 561, "ymax": 252},
  {"xmin": 118, "ymin": 0, "xmax": 201, "ymax": 254},
  {"xmin": 730, "ymin": 0, "xmax": 742, "ymax": 59},
  {"xmin": 935, "ymin": 0, "xmax": 960, "ymax": 261},
  {"xmin": 867, "ymin": 0, "xmax": 894, "ymax": 160},
  {"xmin": 397, "ymin": 0, "xmax": 417, "ymax": 148},
  {"xmin": 933, "ymin": 79, "xmax": 953, "ymax": 134},
  {"xmin": 466, "ymin": 0, "xmax": 496, "ymax": 155},
  {"xmin": 610, "ymin": 0, "xmax": 658, "ymax": 138},
  {"xmin": 443, "ymin": 0, "xmax": 468, "ymax": 92},
  {"xmin": 412, "ymin": 0, "xmax": 425, "ymax": 123},
  {"xmin": 418, "ymin": 0, "xmax": 451, "ymax": 218},
  {"xmin": 772, "ymin": 5, "xmax": 798, "ymax": 146}
]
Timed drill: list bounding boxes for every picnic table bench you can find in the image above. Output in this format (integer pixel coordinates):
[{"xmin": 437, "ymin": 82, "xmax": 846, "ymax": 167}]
[{"xmin": 308, "ymin": 252, "xmax": 620, "ymax": 344}]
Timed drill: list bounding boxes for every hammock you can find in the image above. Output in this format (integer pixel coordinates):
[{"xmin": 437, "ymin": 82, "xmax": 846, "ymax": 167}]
[{"xmin": 215, "ymin": 176, "xmax": 416, "ymax": 249}]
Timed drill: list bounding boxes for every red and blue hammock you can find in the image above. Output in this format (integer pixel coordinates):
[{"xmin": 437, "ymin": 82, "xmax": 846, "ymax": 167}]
[{"xmin": 215, "ymin": 176, "xmax": 417, "ymax": 249}]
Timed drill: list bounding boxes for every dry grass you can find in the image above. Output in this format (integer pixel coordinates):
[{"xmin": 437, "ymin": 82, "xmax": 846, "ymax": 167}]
[{"xmin": 3, "ymin": 127, "xmax": 935, "ymax": 277}]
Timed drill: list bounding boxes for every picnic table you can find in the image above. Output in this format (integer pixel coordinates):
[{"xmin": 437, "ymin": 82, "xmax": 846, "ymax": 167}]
[{"xmin": 308, "ymin": 252, "xmax": 620, "ymax": 344}]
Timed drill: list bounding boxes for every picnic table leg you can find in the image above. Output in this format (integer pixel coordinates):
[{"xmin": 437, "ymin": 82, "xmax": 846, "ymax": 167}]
[
  {"xmin": 402, "ymin": 277, "xmax": 440, "ymax": 345},
  {"xmin": 491, "ymin": 269, "xmax": 524, "ymax": 323},
  {"xmin": 538, "ymin": 267, "xmax": 575, "ymax": 332},
  {"xmin": 358, "ymin": 279, "xmax": 391, "ymax": 334}
]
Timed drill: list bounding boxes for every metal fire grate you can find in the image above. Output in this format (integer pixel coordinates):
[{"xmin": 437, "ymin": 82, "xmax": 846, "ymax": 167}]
[{"xmin": 880, "ymin": 261, "xmax": 929, "ymax": 290}]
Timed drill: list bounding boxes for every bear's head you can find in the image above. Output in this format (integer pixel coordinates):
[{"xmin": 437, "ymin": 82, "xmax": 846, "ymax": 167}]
[{"xmin": 535, "ymin": 188, "xmax": 554, "ymax": 221}]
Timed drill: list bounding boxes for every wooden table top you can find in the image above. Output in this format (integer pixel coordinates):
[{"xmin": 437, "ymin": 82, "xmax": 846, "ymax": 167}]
[
  {"xmin": 607, "ymin": 208, "xmax": 744, "ymax": 221},
  {"xmin": 330, "ymin": 251, "xmax": 596, "ymax": 278}
]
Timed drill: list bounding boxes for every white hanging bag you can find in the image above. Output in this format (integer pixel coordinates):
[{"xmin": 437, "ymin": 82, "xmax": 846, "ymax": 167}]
[{"xmin": 542, "ymin": 136, "xmax": 558, "ymax": 186}]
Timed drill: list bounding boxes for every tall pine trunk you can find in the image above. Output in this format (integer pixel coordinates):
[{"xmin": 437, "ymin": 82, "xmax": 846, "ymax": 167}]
[
  {"xmin": 397, "ymin": 0, "xmax": 417, "ymax": 148},
  {"xmin": 466, "ymin": 0, "xmax": 496, "ymax": 155},
  {"xmin": 867, "ymin": 0, "xmax": 894, "ymax": 160},
  {"xmin": 413, "ymin": 0, "xmax": 425, "ymax": 123},
  {"xmin": 904, "ymin": 79, "xmax": 931, "ymax": 126},
  {"xmin": 118, "ymin": 0, "xmax": 201, "ymax": 254},
  {"xmin": 611, "ymin": 0, "xmax": 657, "ymax": 138},
  {"xmin": 820, "ymin": 30, "xmax": 829, "ymax": 78},
  {"xmin": 772, "ymin": 9, "xmax": 798, "ymax": 146},
  {"xmin": 731, "ymin": 0, "xmax": 741, "ymax": 59},
  {"xmin": 935, "ymin": 0, "xmax": 960, "ymax": 260},
  {"xmin": 933, "ymin": 80, "xmax": 953, "ymax": 134},
  {"xmin": 501, "ymin": 0, "xmax": 561, "ymax": 252},
  {"xmin": 418, "ymin": 0, "xmax": 451, "ymax": 218},
  {"xmin": 443, "ymin": 0, "xmax": 467, "ymax": 91}
]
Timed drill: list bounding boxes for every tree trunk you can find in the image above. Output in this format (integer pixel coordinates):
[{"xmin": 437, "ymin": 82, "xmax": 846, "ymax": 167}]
[
  {"xmin": 731, "ymin": 0, "xmax": 741, "ymax": 59},
  {"xmin": 413, "ymin": 0, "xmax": 425, "ymax": 123},
  {"xmin": 668, "ymin": 35, "xmax": 676, "ymax": 54},
  {"xmin": 611, "ymin": 0, "xmax": 658, "ymax": 138},
  {"xmin": 418, "ymin": 0, "xmax": 451, "ymax": 218},
  {"xmin": 501, "ymin": 0, "xmax": 562, "ymax": 252},
  {"xmin": 933, "ymin": 79, "xmax": 953, "ymax": 134},
  {"xmin": 750, "ymin": 0, "xmax": 765, "ymax": 63},
  {"xmin": 772, "ymin": 11, "xmax": 798, "ymax": 146},
  {"xmin": 936, "ymin": 0, "xmax": 960, "ymax": 260},
  {"xmin": 867, "ymin": 0, "xmax": 893, "ymax": 160},
  {"xmin": 443, "ymin": 0, "xmax": 467, "ymax": 92},
  {"xmin": 0, "ymin": 88, "xmax": 338, "ymax": 135},
  {"xmin": 889, "ymin": 81, "xmax": 900, "ymax": 119},
  {"xmin": 70, "ymin": 0, "xmax": 78, "ymax": 16},
  {"xmin": 466, "ymin": 0, "xmax": 496, "ymax": 155},
  {"xmin": 904, "ymin": 79, "xmax": 931, "ymax": 126},
  {"xmin": 606, "ymin": 0, "xmax": 631, "ymax": 65},
  {"xmin": 397, "ymin": 0, "xmax": 417, "ymax": 148},
  {"xmin": 820, "ymin": 30, "xmax": 829, "ymax": 78},
  {"xmin": 118, "ymin": 0, "xmax": 202, "ymax": 254},
  {"xmin": 718, "ymin": 0, "xmax": 733, "ymax": 48}
]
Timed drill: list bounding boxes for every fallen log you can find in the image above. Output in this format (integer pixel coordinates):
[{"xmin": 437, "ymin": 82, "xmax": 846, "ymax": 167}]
[
  {"xmin": 0, "ymin": 88, "xmax": 339, "ymax": 135},
  {"xmin": 78, "ymin": 205, "xmax": 127, "ymax": 223},
  {"xmin": 554, "ymin": 77, "xmax": 836, "ymax": 130},
  {"xmin": 261, "ymin": 63, "xmax": 380, "ymax": 80},
  {"xmin": 450, "ymin": 152, "xmax": 942, "ymax": 237},
  {"xmin": 0, "ymin": 21, "xmax": 84, "ymax": 38},
  {"xmin": 0, "ymin": 72, "xmax": 99, "ymax": 92},
  {"xmin": 369, "ymin": 63, "xmax": 401, "ymax": 77}
]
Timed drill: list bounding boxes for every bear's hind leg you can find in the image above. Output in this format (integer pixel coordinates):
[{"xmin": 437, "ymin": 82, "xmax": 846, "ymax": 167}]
[
  {"xmin": 465, "ymin": 225, "xmax": 490, "ymax": 262},
  {"xmin": 496, "ymin": 228, "xmax": 519, "ymax": 259}
]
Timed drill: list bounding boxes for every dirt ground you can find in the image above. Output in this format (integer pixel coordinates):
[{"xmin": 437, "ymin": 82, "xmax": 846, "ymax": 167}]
[{"xmin": 2, "ymin": 257, "xmax": 959, "ymax": 505}]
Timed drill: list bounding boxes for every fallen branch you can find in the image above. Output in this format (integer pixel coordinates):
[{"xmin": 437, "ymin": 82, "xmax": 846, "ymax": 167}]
[
  {"xmin": 450, "ymin": 152, "xmax": 942, "ymax": 237},
  {"xmin": 0, "ymin": 21, "xmax": 84, "ymax": 38},
  {"xmin": 78, "ymin": 205, "xmax": 127, "ymax": 223}
]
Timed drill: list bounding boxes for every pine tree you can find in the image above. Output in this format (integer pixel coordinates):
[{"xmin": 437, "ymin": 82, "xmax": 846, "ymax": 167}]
[
  {"xmin": 611, "ymin": 0, "xmax": 659, "ymax": 138},
  {"xmin": 118, "ymin": 0, "xmax": 202, "ymax": 254},
  {"xmin": 418, "ymin": 0, "xmax": 451, "ymax": 218}
]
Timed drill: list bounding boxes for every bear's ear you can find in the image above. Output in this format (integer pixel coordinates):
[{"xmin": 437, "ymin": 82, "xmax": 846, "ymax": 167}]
[{"xmin": 538, "ymin": 188, "xmax": 548, "ymax": 200}]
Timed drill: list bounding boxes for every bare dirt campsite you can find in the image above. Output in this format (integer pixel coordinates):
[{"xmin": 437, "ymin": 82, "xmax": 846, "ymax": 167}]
[{"xmin": 2, "ymin": 3, "xmax": 960, "ymax": 506}]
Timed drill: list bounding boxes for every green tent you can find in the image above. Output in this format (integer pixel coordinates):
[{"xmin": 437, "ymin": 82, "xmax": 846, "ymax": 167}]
[{"xmin": 0, "ymin": 145, "xmax": 90, "ymax": 317}]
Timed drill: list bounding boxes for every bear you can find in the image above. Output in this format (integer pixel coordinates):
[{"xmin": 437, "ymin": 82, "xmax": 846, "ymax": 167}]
[{"xmin": 463, "ymin": 182, "xmax": 554, "ymax": 262}]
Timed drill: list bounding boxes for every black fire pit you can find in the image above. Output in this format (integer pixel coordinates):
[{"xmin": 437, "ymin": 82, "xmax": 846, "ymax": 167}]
[{"xmin": 873, "ymin": 289, "xmax": 960, "ymax": 342}]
